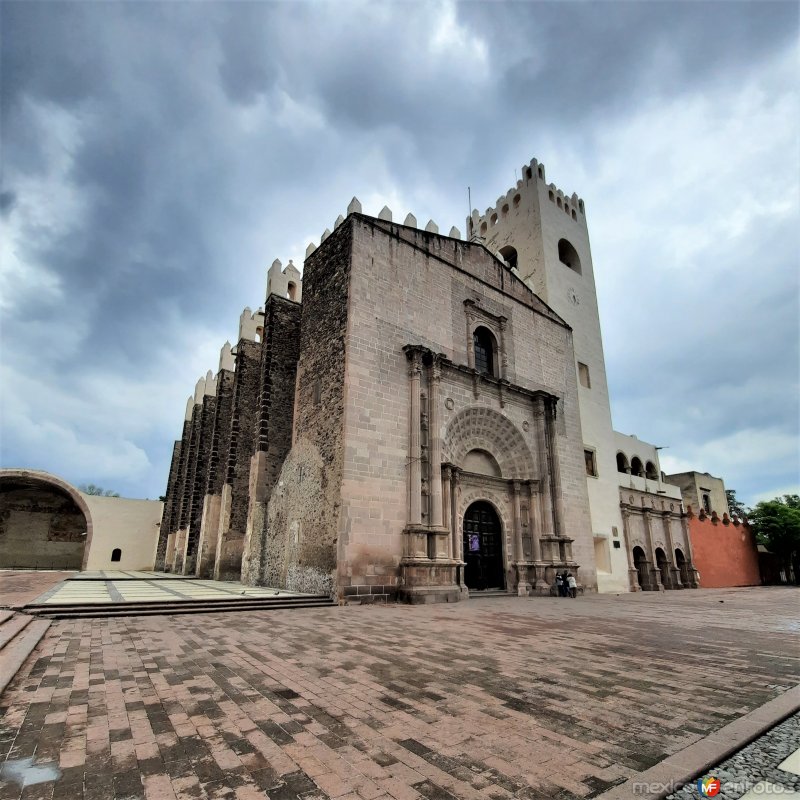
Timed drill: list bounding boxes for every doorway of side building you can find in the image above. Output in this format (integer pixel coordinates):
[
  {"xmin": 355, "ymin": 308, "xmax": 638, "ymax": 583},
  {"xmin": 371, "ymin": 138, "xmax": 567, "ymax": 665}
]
[
  {"xmin": 675, "ymin": 548, "xmax": 689, "ymax": 586},
  {"xmin": 632, "ymin": 546, "xmax": 648, "ymax": 590},
  {"xmin": 463, "ymin": 501, "xmax": 505, "ymax": 591},
  {"xmin": 655, "ymin": 547, "xmax": 669, "ymax": 588}
]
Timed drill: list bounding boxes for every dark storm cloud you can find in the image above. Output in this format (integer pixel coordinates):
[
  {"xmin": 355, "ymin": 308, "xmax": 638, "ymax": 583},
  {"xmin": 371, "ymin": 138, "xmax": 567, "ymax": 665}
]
[{"xmin": 1, "ymin": 1, "xmax": 797, "ymax": 502}]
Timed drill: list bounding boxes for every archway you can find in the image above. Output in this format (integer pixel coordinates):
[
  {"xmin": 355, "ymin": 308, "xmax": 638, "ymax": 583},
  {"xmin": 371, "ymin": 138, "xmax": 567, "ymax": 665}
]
[
  {"xmin": 463, "ymin": 501, "xmax": 505, "ymax": 591},
  {"xmin": 632, "ymin": 546, "xmax": 648, "ymax": 590},
  {"xmin": 655, "ymin": 547, "xmax": 669, "ymax": 588},
  {"xmin": 675, "ymin": 548, "xmax": 689, "ymax": 586},
  {"xmin": 0, "ymin": 469, "xmax": 92, "ymax": 570}
]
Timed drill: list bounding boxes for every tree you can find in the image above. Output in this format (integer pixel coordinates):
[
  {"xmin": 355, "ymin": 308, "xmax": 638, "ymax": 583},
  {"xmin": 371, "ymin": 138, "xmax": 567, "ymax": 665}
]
[
  {"xmin": 725, "ymin": 489, "xmax": 748, "ymax": 519},
  {"xmin": 748, "ymin": 495, "xmax": 800, "ymax": 584},
  {"xmin": 79, "ymin": 483, "xmax": 120, "ymax": 497}
]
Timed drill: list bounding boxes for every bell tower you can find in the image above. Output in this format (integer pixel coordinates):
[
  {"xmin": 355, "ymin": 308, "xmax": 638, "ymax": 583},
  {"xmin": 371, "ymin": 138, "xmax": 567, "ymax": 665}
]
[{"xmin": 468, "ymin": 158, "xmax": 630, "ymax": 592}]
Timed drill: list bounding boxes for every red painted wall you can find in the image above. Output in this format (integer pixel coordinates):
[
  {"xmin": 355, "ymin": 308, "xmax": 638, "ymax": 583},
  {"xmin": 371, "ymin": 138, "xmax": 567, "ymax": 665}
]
[{"xmin": 688, "ymin": 511, "xmax": 761, "ymax": 588}]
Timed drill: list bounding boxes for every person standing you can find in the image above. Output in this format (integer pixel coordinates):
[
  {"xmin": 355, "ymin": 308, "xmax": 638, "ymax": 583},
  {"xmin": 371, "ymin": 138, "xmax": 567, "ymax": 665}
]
[
  {"xmin": 567, "ymin": 572, "xmax": 577, "ymax": 599},
  {"xmin": 555, "ymin": 572, "xmax": 563, "ymax": 597}
]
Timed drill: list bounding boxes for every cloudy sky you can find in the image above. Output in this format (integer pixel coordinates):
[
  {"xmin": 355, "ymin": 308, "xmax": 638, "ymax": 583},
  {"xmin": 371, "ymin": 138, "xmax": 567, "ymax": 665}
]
[{"xmin": 1, "ymin": 1, "xmax": 798, "ymax": 508}]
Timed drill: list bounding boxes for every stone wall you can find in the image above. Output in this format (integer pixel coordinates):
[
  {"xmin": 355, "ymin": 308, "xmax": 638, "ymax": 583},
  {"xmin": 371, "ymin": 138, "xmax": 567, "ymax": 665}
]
[
  {"xmin": 195, "ymin": 368, "xmax": 234, "ymax": 578},
  {"xmin": 155, "ymin": 439, "xmax": 181, "ymax": 570},
  {"xmin": 162, "ymin": 418, "xmax": 191, "ymax": 571},
  {"xmin": 214, "ymin": 339, "xmax": 261, "ymax": 581},
  {"xmin": 264, "ymin": 222, "xmax": 352, "ymax": 594},
  {"xmin": 182, "ymin": 394, "xmax": 216, "ymax": 574},
  {"xmin": 241, "ymin": 296, "xmax": 302, "ymax": 585}
]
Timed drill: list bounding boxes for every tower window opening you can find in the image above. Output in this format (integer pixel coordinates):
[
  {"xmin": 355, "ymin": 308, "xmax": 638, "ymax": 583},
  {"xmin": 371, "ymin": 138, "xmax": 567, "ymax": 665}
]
[
  {"xmin": 111, "ymin": 548, "xmax": 121, "ymax": 563},
  {"xmin": 630, "ymin": 457, "xmax": 644, "ymax": 477},
  {"xmin": 513, "ymin": 193, "xmax": 521, "ymax": 207},
  {"xmin": 558, "ymin": 239, "xmax": 582, "ymax": 275},
  {"xmin": 572, "ymin": 209, "xmax": 577, "ymax": 220},
  {"xmin": 490, "ymin": 213, "xmax": 497, "ymax": 226},
  {"xmin": 525, "ymin": 167, "xmax": 532, "ymax": 180},
  {"xmin": 538, "ymin": 166, "xmax": 543, "ymax": 178},
  {"xmin": 578, "ymin": 362, "xmax": 591, "ymax": 388},
  {"xmin": 548, "ymin": 190, "xmax": 555, "ymax": 202},
  {"xmin": 702, "ymin": 493, "xmax": 711, "ymax": 513},
  {"xmin": 287, "ymin": 282, "xmax": 297, "ymax": 301},
  {"xmin": 499, "ymin": 245, "xmax": 518, "ymax": 272},
  {"xmin": 480, "ymin": 221, "xmax": 488, "ymax": 235},
  {"xmin": 502, "ymin": 204, "xmax": 509, "ymax": 215},
  {"xmin": 557, "ymin": 198, "xmax": 562, "ymax": 209},
  {"xmin": 473, "ymin": 326, "xmax": 497, "ymax": 377},
  {"xmin": 645, "ymin": 461, "xmax": 658, "ymax": 480},
  {"xmin": 616, "ymin": 452, "xmax": 629, "ymax": 474},
  {"xmin": 584, "ymin": 449, "xmax": 598, "ymax": 478}
]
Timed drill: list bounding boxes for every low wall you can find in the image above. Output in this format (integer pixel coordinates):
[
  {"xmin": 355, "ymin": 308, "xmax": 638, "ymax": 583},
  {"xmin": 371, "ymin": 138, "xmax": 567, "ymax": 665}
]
[{"xmin": 687, "ymin": 510, "xmax": 760, "ymax": 588}]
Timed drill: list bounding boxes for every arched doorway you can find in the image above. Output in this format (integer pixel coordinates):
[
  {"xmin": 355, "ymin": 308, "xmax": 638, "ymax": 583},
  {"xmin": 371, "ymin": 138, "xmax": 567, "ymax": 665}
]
[
  {"xmin": 655, "ymin": 547, "xmax": 669, "ymax": 588},
  {"xmin": 463, "ymin": 501, "xmax": 505, "ymax": 591},
  {"xmin": 675, "ymin": 548, "xmax": 689, "ymax": 586},
  {"xmin": 0, "ymin": 470, "xmax": 91, "ymax": 570},
  {"xmin": 632, "ymin": 546, "xmax": 648, "ymax": 590}
]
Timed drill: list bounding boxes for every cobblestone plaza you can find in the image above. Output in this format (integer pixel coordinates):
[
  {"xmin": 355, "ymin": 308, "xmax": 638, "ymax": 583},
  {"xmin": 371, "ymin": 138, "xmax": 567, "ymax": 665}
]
[{"xmin": 1, "ymin": 585, "xmax": 798, "ymax": 800}]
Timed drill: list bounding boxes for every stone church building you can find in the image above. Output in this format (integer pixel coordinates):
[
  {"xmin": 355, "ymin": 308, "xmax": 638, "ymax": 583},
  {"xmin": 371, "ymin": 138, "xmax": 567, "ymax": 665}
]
[{"xmin": 157, "ymin": 157, "xmax": 701, "ymax": 601}]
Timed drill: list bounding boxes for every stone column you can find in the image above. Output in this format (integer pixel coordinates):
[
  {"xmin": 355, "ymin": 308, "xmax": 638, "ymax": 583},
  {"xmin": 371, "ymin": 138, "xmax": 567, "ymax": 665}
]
[
  {"xmin": 407, "ymin": 349, "xmax": 423, "ymax": 527},
  {"xmin": 527, "ymin": 482, "xmax": 542, "ymax": 562},
  {"xmin": 452, "ymin": 468, "xmax": 464, "ymax": 585},
  {"xmin": 544, "ymin": 397, "xmax": 565, "ymax": 538},
  {"xmin": 642, "ymin": 509, "xmax": 663, "ymax": 591},
  {"xmin": 621, "ymin": 507, "xmax": 641, "ymax": 591},
  {"xmin": 498, "ymin": 317, "xmax": 508, "ymax": 380},
  {"xmin": 428, "ymin": 358, "xmax": 444, "ymax": 530},
  {"xmin": 442, "ymin": 466, "xmax": 452, "ymax": 558},
  {"xmin": 511, "ymin": 481, "xmax": 530, "ymax": 595},
  {"xmin": 680, "ymin": 514, "xmax": 700, "ymax": 588},
  {"xmin": 534, "ymin": 397, "xmax": 554, "ymax": 540},
  {"xmin": 662, "ymin": 511, "xmax": 679, "ymax": 588}
]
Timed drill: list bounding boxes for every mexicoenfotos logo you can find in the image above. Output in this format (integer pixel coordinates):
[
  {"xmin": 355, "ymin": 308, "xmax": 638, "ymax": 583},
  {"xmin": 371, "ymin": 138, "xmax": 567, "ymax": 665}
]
[{"xmin": 697, "ymin": 776, "xmax": 722, "ymax": 797}]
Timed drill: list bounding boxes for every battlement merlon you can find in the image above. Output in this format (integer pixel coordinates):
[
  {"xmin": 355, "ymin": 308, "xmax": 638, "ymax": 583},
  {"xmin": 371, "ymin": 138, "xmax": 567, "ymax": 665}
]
[
  {"xmin": 266, "ymin": 258, "xmax": 303, "ymax": 303},
  {"xmin": 238, "ymin": 306, "xmax": 265, "ymax": 343},
  {"xmin": 466, "ymin": 157, "xmax": 587, "ymax": 239}
]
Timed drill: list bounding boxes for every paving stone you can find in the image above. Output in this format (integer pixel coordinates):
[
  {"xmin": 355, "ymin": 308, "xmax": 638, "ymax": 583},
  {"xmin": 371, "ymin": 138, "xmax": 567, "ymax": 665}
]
[{"xmin": 1, "ymin": 588, "xmax": 798, "ymax": 800}]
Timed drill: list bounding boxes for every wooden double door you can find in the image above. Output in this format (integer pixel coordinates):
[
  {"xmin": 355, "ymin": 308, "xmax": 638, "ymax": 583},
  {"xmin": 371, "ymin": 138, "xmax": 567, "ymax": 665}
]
[{"xmin": 463, "ymin": 501, "xmax": 505, "ymax": 591}]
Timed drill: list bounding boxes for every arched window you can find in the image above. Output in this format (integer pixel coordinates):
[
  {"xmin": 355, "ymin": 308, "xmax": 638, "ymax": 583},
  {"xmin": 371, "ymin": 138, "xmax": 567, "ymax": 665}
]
[
  {"xmin": 287, "ymin": 282, "xmax": 297, "ymax": 301},
  {"xmin": 525, "ymin": 167, "xmax": 532, "ymax": 180},
  {"xmin": 645, "ymin": 461, "xmax": 658, "ymax": 480},
  {"xmin": 490, "ymin": 213, "xmax": 497, "ymax": 226},
  {"xmin": 480, "ymin": 221, "xmax": 488, "ymax": 235},
  {"xmin": 558, "ymin": 239, "xmax": 582, "ymax": 274},
  {"xmin": 548, "ymin": 190, "xmax": 555, "ymax": 202},
  {"xmin": 473, "ymin": 326, "xmax": 497, "ymax": 377},
  {"xmin": 498, "ymin": 245, "xmax": 518, "ymax": 271},
  {"xmin": 616, "ymin": 452, "xmax": 630, "ymax": 474},
  {"xmin": 630, "ymin": 457, "xmax": 644, "ymax": 477},
  {"xmin": 111, "ymin": 548, "xmax": 121, "ymax": 563}
]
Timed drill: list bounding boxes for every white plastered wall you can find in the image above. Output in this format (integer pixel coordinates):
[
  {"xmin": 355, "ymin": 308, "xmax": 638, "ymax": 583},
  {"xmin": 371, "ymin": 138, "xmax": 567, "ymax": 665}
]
[{"xmin": 82, "ymin": 495, "xmax": 163, "ymax": 570}]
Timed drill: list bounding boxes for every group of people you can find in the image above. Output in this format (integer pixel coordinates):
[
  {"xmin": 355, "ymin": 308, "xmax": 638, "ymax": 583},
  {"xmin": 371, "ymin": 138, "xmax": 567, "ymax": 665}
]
[{"xmin": 555, "ymin": 571, "xmax": 577, "ymax": 598}]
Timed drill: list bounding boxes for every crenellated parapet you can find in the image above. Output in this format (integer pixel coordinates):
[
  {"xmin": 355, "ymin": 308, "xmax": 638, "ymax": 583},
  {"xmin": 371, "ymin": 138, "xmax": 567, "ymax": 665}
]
[
  {"xmin": 467, "ymin": 157, "xmax": 586, "ymax": 239},
  {"xmin": 305, "ymin": 196, "xmax": 462, "ymax": 258}
]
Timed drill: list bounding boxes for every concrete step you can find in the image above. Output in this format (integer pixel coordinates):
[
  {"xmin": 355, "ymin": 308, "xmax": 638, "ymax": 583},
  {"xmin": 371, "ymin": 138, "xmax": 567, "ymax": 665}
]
[
  {"xmin": 24, "ymin": 595, "xmax": 336, "ymax": 619},
  {"xmin": 0, "ymin": 613, "xmax": 33, "ymax": 651},
  {"xmin": 0, "ymin": 616, "xmax": 51, "ymax": 697},
  {"xmin": 0, "ymin": 609, "xmax": 15, "ymax": 626}
]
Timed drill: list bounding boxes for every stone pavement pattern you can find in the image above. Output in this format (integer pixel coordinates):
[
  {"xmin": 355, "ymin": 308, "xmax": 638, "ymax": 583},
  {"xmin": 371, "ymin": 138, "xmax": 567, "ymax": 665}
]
[
  {"xmin": 0, "ymin": 587, "xmax": 798, "ymax": 800},
  {"xmin": 0, "ymin": 575, "xmax": 75, "ymax": 610}
]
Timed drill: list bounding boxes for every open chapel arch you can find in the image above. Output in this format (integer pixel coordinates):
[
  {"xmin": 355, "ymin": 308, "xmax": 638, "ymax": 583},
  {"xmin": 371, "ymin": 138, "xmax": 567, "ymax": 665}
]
[{"xmin": 0, "ymin": 469, "xmax": 92, "ymax": 570}]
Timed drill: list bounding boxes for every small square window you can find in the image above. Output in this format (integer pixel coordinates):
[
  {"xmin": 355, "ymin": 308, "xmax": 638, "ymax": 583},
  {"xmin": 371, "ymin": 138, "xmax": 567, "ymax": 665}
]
[
  {"xmin": 578, "ymin": 362, "xmax": 591, "ymax": 389},
  {"xmin": 613, "ymin": 540, "xmax": 621, "ymax": 549},
  {"xmin": 584, "ymin": 449, "xmax": 597, "ymax": 477}
]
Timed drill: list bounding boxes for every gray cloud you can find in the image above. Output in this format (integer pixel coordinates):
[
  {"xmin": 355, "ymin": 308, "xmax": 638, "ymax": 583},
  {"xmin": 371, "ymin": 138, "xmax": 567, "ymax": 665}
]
[{"xmin": 0, "ymin": 1, "xmax": 797, "ymax": 505}]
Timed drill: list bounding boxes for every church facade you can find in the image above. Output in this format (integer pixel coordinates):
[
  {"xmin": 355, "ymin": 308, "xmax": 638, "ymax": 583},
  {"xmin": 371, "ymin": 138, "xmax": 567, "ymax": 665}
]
[{"xmin": 156, "ymin": 157, "xmax": 701, "ymax": 601}]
